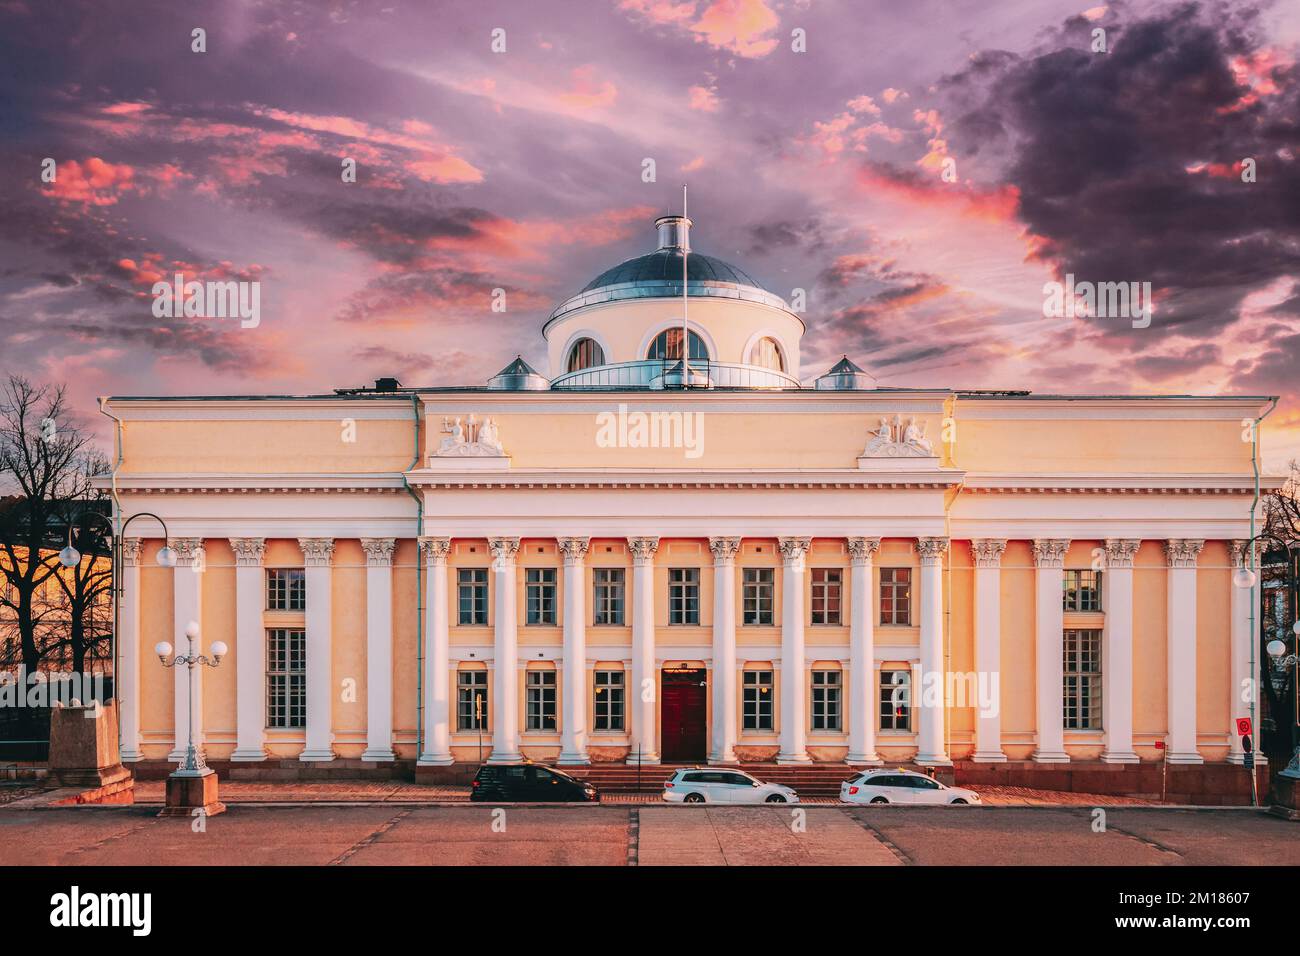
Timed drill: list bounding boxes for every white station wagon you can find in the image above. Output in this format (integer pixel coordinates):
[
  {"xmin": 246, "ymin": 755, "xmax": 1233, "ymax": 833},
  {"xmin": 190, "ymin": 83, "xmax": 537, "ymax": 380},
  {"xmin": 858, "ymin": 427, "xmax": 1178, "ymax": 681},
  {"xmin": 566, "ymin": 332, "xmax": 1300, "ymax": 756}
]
[
  {"xmin": 663, "ymin": 768, "xmax": 800, "ymax": 804},
  {"xmin": 840, "ymin": 769, "xmax": 981, "ymax": 805}
]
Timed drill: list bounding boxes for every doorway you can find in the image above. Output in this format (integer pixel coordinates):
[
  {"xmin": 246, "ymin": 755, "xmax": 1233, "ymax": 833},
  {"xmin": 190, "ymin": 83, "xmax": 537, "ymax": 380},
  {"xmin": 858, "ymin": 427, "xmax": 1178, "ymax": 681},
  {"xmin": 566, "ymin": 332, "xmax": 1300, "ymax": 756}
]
[{"xmin": 661, "ymin": 667, "xmax": 707, "ymax": 762}]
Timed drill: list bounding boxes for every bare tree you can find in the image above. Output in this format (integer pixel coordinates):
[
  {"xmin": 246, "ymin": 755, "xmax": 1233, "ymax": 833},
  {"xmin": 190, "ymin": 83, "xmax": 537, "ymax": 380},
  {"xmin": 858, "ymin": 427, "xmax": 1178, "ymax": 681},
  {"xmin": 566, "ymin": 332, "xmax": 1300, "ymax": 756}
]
[
  {"xmin": 0, "ymin": 376, "xmax": 107, "ymax": 674},
  {"xmin": 1261, "ymin": 460, "xmax": 1300, "ymax": 767}
]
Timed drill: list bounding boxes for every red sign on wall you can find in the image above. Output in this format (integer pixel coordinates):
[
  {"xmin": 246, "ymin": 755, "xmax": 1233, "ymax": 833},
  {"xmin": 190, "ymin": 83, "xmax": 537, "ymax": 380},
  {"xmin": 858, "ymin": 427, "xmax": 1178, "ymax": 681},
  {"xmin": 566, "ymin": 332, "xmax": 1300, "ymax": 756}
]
[{"xmin": 1236, "ymin": 717, "xmax": 1253, "ymax": 736}]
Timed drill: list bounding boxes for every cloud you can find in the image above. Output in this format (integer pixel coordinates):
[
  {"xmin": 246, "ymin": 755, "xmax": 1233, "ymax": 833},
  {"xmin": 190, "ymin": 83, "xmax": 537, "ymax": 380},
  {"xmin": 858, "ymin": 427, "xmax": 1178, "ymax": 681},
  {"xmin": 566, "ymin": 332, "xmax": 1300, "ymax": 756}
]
[{"xmin": 620, "ymin": 0, "xmax": 781, "ymax": 58}]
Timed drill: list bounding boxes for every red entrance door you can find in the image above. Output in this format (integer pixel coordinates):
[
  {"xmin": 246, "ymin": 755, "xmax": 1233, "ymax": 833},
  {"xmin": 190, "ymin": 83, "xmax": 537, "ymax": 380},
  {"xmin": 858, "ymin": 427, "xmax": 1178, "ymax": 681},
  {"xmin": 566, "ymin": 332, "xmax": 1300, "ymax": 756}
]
[{"xmin": 661, "ymin": 668, "xmax": 707, "ymax": 762}]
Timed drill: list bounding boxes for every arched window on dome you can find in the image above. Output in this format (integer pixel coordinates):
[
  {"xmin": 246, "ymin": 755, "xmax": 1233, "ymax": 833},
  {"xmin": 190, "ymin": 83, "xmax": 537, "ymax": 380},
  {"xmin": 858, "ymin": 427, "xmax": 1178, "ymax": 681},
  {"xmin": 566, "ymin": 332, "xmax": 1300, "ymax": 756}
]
[
  {"xmin": 646, "ymin": 328, "xmax": 709, "ymax": 362},
  {"xmin": 747, "ymin": 337, "xmax": 786, "ymax": 372},
  {"xmin": 566, "ymin": 338, "xmax": 606, "ymax": 373}
]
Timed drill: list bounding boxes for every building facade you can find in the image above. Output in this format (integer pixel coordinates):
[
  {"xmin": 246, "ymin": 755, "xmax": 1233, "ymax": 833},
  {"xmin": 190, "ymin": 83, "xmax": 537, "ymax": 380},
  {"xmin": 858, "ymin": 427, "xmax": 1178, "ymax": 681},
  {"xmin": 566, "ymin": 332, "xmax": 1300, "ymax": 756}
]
[{"xmin": 96, "ymin": 216, "xmax": 1281, "ymax": 781}]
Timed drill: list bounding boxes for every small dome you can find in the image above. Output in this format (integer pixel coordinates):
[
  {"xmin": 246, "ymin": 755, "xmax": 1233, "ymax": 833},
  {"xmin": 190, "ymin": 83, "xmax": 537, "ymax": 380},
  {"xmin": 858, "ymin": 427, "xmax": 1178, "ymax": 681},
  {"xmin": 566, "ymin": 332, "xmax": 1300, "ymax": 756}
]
[
  {"xmin": 815, "ymin": 356, "xmax": 875, "ymax": 391},
  {"xmin": 487, "ymin": 356, "xmax": 549, "ymax": 391}
]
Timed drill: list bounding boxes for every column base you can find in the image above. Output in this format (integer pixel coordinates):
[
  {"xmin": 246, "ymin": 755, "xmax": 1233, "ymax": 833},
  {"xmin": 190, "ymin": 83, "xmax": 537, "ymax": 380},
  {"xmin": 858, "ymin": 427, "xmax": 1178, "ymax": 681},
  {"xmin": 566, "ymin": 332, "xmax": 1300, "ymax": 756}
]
[
  {"xmin": 556, "ymin": 752, "xmax": 591, "ymax": 766},
  {"xmin": 120, "ymin": 748, "xmax": 144, "ymax": 764},
  {"xmin": 1100, "ymin": 750, "xmax": 1140, "ymax": 764},
  {"xmin": 1166, "ymin": 751, "xmax": 1204, "ymax": 765},
  {"xmin": 845, "ymin": 752, "xmax": 883, "ymax": 766},
  {"xmin": 971, "ymin": 751, "xmax": 1008, "ymax": 763},
  {"xmin": 915, "ymin": 754, "xmax": 953, "ymax": 767},
  {"xmin": 625, "ymin": 752, "xmax": 661, "ymax": 766},
  {"xmin": 776, "ymin": 751, "xmax": 813, "ymax": 765},
  {"xmin": 487, "ymin": 751, "xmax": 524, "ymax": 765},
  {"xmin": 1031, "ymin": 750, "xmax": 1070, "ymax": 764},
  {"xmin": 299, "ymin": 749, "xmax": 337, "ymax": 762},
  {"xmin": 707, "ymin": 749, "xmax": 738, "ymax": 765},
  {"xmin": 361, "ymin": 748, "xmax": 397, "ymax": 762},
  {"xmin": 230, "ymin": 748, "xmax": 268, "ymax": 762},
  {"xmin": 417, "ymin": 753, "xmax": 455, "ymax": 767}
]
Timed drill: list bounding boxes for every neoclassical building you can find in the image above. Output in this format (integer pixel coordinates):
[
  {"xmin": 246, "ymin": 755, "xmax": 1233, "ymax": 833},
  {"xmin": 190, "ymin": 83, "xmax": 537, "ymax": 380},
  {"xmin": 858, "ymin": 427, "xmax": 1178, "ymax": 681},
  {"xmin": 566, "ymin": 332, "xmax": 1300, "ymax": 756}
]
[{"xmin": 96, "ymin": 215, "xmax": 1280, "ymax": 791}]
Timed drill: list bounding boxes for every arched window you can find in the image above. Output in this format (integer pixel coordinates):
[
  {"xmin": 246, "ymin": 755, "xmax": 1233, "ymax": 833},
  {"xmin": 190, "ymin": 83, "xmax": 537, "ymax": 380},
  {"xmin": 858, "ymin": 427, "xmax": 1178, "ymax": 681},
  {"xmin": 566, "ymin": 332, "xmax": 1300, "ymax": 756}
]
[
  {"xmin": 748, "ymin": 337, "xmax": 785, "ymax": 372},
  {"xmin": 566, "ymin": 338, "xmax": 605, "ymax": 372},
  {"xmin": 646, "ymin": 328, "xmax": 709, "ymax": 362}
]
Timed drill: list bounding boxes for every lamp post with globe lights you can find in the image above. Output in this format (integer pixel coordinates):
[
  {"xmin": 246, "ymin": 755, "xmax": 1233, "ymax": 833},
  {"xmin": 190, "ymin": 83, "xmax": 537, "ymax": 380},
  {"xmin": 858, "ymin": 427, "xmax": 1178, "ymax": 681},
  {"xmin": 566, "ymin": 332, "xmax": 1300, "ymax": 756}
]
[
  {"xmin": 154, "ymin": 621, "xmax": 228, "ymax": 817},
  {"xmin": 58, "ymin": 510, "xmax": 177, "ymax": 754}
]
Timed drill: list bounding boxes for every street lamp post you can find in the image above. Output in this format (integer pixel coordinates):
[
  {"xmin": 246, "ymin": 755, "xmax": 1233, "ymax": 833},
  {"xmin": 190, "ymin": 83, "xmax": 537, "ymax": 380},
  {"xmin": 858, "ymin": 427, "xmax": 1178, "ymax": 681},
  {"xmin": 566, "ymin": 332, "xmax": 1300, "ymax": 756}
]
[{"xmin": 154, "ymin": 621, "xmax": 228, "ymax": 817}]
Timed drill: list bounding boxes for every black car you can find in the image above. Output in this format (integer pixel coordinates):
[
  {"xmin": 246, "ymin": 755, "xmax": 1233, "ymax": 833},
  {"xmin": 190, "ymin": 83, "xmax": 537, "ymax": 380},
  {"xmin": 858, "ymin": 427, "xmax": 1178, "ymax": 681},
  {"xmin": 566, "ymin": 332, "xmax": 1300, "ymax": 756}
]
[{"xmin": 470, "ymin": 763, "xmax": 599, "ymax": 802}]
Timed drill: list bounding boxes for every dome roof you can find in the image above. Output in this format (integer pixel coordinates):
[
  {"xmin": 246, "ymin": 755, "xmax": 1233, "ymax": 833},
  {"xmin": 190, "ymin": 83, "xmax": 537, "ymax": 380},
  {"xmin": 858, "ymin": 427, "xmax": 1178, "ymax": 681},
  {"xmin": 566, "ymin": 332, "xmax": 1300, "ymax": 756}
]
[{"xmin": 581, "ymin": 250, "xmax": 769, "ymax": 295}]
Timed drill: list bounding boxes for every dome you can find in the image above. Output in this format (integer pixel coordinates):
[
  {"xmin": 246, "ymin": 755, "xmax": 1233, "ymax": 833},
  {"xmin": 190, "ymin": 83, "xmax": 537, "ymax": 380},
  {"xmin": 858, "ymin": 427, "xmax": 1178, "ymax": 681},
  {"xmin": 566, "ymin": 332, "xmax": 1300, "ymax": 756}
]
[
  {"xmin": 547, "ymin": 215, "xmax": 790, "ymax": 323},
  {"xmin": 487, "ymin": 356, "xmax": 549, "ymax": 391}
]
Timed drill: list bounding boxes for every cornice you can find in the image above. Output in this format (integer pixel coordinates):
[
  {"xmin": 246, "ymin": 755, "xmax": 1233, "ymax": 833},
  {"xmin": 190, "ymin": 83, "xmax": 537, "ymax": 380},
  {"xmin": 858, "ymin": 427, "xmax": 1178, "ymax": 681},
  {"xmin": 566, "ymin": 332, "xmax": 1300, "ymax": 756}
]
[
  {"xmin": 961, "ymin": 473, "xmax": 1280, "ymax": 495},
  {"xmin": 404, "ymin": 468, "xmax": 965, "ymax": 490}
]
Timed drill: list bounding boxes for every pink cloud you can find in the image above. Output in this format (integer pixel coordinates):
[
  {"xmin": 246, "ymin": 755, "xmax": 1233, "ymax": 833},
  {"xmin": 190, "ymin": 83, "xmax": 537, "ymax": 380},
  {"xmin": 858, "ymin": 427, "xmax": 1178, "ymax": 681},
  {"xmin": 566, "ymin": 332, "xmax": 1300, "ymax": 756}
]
[
  {"xmin": 558, "ymin": 65, "xmax": 619, "ymax": 110},
  {"xmin": 688, "ymin": 83, "xmax": 719, "ymax": 112},
  {"xmin": 41, "ymin": 157, "xmax": 137, "ymax": 206},
  {"xmin": 621, "ymin": 0, "xmax": 781, "ymax": 58}
]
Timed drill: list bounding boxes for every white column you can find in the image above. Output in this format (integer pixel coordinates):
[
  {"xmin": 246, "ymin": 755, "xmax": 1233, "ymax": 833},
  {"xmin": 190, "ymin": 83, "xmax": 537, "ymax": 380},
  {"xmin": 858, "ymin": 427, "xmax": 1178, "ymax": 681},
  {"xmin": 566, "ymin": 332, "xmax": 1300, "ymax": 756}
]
[
  {"xmin": 230, "ymin": 537, "xmax": 268, "ymax": 761},
  {"xmin": 488, "ymin": 536, "xmax": 523, "ymax": 763},
  {"xmin": 846, "ymin": 537, "xmax": 882, "ymax": 765},
  {"xmin": 298, "ymin": 537, "xmax": 336, "ymax": 761},
  {"xmin": 361, "ymin": 538, "xmax": 396, "ymax": 761},
  {"xmin": 558, "ymin": 536, "xmax": 591, "ymax": 765},
  {"xmin": 168, "ymin": 538, "xmax": 204, "ymax": 761},
  {"xmin": 972, "ymin": 539, "xmax": 1007, "ymax": 762},
  {"xmin": 117, "ymin": 538, "xmax": 144, "ymax": 762},
  {"xmin": 1227, "ymin": 540, "xmax": 1254, "ymax": 764},
  {"xmin": 708, "ymin": 536, "xmax": 740, "ymax": 764},
  {"xmin": 778, "ymin": 536, "xmax": 812, "ymax": 764},
  {"xmin": 418, "ymin": 537, "xmax": 453, "ymax": 765},
  {"xmin": 1031, "ymin": 538, "xmax": 1070, "ymax": 763},
  {"xmin": 627, "ymin": 537, "xmax": 660, "ymax": 765},
  {"xmin": 1166, "ymin": 539, "xmax": 1205, "ymax": 764},
  {"xmin": 1100, "ymin": 538, "xmax": 1140, "ymax": 763},
  {"xmin": 916, "ymin": 537, "xmax": 950, "ymax": 765}
]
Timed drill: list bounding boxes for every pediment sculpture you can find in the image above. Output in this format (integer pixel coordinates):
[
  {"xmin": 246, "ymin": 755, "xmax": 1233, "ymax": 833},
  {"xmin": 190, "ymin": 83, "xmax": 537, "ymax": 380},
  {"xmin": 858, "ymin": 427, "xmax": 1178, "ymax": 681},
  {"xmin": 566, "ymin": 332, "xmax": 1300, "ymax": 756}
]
[
  {"xmin": 435, "ymin": 414, "xmax": 507, "ymax": 457},
  {"xmin": 862, "ymin": 414, "xmax": 935, "ymax": 458}
]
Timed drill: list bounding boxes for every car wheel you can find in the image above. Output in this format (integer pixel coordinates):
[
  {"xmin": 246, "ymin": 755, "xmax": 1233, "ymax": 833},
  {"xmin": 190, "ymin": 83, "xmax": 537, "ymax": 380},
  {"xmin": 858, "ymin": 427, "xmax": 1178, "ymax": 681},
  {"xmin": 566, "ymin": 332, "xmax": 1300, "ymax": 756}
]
[
  {"xmin": 869, "ymin": 796, "xmax": 889, "ymax": 804},
  {"xmin": 684, "ymin": 793, "xmax": 705, "ymax": 804},
  {"xmin": 951, "ymin": 798, "xmax": 968, "ymax": 805},
  {"xmin": 765, "ymin": 794, "xmax": 788, "ymax": 804}
]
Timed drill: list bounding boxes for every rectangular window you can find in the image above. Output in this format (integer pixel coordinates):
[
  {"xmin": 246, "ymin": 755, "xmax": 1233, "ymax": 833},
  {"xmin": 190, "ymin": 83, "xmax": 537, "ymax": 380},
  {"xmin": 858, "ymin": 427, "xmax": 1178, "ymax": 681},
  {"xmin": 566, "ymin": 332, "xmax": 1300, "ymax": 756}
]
[
  {"xmin": 525, "ymin": 568, "xmax": 557, "ymax": 625},
  {"xmin": 266, "ymin": 628, "xmax": 306, "ymax": 728},
  {"xmin": 457, "ymin": 568, "xmax": 488, "ymax": 625},
  {"xmin": 526, "ymin": 670, "xmax": 557, "ymax": 731},
  {"xmin": 266, "ymin": 568, "xmax": 305, "ymax": 611},
  {"xmin": 457, "ymin": 670, "xmax": 488, "ymax": 731},
  {"xmin": 879, "ymin": 568, "xmax": 912, "ymax": 626},
  {"xmin": 668, "ymin": 568, "xmax": 700, "ymax": 625},
  {"xmin": 593, "ymin": 568, "xmax": 625, "ymax": 626},
  {"xmin": 810, "ymin": 568, "xmax": 842, "ymax": 625},
  {"xmin": 1062, "ymin": 570, "xmax": 1103, "ymax": 612},
  {"xmin": 742, "ymin": 568, "xmax": 774, "ymax": 625},
  {"xmin": 811, "ymin": 669, "xmax": 842, "ymax": 731},
  {"xmin": 742, "ymin": 670, "xmax": 774, "ymax": 731},
  {"xmin": 1063, "ymin": 629, "xmax": 1103, "ymax": 730},
  {"xmin": 880, "ymin": 669, "xmax": 911, "ymax": 731},
  {"xmin": 593, "ymin": 670, "xmax": 625, "ymax": 731}
]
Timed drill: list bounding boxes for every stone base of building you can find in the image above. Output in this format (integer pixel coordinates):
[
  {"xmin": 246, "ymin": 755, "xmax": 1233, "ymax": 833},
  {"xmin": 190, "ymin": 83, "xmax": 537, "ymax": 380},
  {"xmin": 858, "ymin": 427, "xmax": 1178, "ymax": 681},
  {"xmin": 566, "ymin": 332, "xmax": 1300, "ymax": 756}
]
[{"xmin": 953, "ymin": 759, "xmax": 1268, "ymax": 805}]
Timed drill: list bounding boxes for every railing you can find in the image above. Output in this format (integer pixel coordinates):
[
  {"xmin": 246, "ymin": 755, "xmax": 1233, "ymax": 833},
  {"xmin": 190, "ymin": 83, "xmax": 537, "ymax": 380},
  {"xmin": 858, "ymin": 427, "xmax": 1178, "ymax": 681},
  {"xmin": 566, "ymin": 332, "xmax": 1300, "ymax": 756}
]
[{"xmin": 550, "ymin": 360, "xmax": 801, "ymax": 391}]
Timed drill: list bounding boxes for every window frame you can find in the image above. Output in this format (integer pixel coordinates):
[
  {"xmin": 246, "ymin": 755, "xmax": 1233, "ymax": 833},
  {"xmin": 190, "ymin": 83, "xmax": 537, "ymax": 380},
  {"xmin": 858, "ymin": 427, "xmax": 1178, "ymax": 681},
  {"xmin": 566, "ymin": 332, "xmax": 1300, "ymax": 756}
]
[
  {"xmin": 879, "ymin": 567, "xmax": 913, "ymax": 626},
  {"xmin": 668, "ymin": 567, "xmax": 700, "ymax": 625},
  {"xmin": 1063, "ymin": 628, "xmax": 1103, "ymax": 730},
  {"xmin": 524, "ymin": 567, "xmax": 557, "ymax": 626},
  {"xmin": 266, "ymin": 627, "xmax": 306, "ymax": 729},
  {"xmin": 742, "ymin": 669, "xmax": 774, "ymax": 731},
  {"xmin": 566, "ymin": 337, "xmax": 606, "ymax": 373},
  {"xmin": 1062, "ymin": 569, "xmax": 1103, "ymax": 613},
  {"xmin": 456, "ymin": 669, "xmax": 489, "ymax": 731},
  {"xmin": 810, "ymin": 567, "xmax": 842, "ymax": 625},
  {"xmin": 457, "ymin": 568, "xmax": 489, "ymax": 626},
  {"xmin": 265, "ymin": 568, "xmax": 306, "ymax": 612},
  {"xmin": 593, "ymin": 567, "xmax": 625, "ymax": 626},
  {"xmin": 593, "ymin": 669, "xmax": 625, "ymax": 732},
  {"xmin": 879, "ymin": 668, "xmax": 912, "ymax": 731},
  {"xmin": 742, "ymin": 567, "xmax": 774, "ymax": 626},
  {"xmin": 525, "ymin": 669, "xmax": 558, "ymax": 731},
  {"xmin": 811, "ymin": 668, "xmax": 842, "ymax": 732}
]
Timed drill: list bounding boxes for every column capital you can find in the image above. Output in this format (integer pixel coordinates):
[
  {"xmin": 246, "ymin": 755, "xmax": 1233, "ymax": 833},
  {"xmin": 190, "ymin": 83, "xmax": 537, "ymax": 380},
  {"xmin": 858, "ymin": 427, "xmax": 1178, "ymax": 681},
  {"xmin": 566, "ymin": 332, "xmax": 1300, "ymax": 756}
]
[
  {"xmin": 628, "ymin": 536, "xmax": 659, "ymax": 565},
  {"xmin": 709, "ymin": 536, "xmax": 742, "ymax": 565},
  {"xmin": 1031, "ymin": 538, "xmax": 1069, "ymax": 569},
  {"xmin": 488, "ymin": 536, "xmax": 520, "ymax": 569},
  {"xmin": 419, "ymin": 535, "xmax": 452, "ymax": 566},
  {"xmin": 1164, "ymin": 538, "xmax": 1204, "ymax": 569},
  {"xmin": 360, "ymin": 537, "xmax": 396, "ymax": 567},
  {"xmin": 847, "ymin": 536, "xmax": 881, "ymax": 565},
  {"xmin": 121, "ymin": 538, "xmax": 144, "ymax": 567},
  {"xmin": 230, "ymin": 537, "xmax": 266, "ymax": 568},
  {"xmin": 297, "ymin": 537, "xmax": 335, "ymax": 568},
  {"xmin": 916, "ymin": 537, "xmax": 949, "ymax": 566},
  {"xmin": 557, "ymin": 536, "xmax": 591, "ymax": 565},
  {"xmin": 778, "ymin": 536, "xmax": 812, "ymax": 569},
  {"xmin": 1228, "ymin": 539, "xmax": 1257, "ymax": 569},
  {"xmin": 971, "ymin": 538, "xmax": 1007, "ymax": 569},
  {"xmin": 1103, "ymin": 538, "xmax": 1141, "ymax": 569},
  {"xmin": 168, "ymin": 537, "xmax": 205, "ymax": 569}
]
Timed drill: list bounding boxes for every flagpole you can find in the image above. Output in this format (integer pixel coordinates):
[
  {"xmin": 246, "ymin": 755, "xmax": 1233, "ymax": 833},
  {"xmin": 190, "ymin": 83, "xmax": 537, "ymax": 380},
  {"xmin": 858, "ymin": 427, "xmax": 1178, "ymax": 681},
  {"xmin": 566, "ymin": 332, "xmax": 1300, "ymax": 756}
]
[{"xmin": 681, "ymin": 183, "xmax": 689, "ymax": 388}]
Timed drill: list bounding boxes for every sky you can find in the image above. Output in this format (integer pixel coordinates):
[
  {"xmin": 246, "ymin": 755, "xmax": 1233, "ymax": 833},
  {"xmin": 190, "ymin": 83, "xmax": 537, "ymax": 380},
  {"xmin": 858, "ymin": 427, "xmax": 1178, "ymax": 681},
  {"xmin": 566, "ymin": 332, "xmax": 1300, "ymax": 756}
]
[{"xmin": 1, "ymin": 0, "xmax": 1298, "ymax": 468}]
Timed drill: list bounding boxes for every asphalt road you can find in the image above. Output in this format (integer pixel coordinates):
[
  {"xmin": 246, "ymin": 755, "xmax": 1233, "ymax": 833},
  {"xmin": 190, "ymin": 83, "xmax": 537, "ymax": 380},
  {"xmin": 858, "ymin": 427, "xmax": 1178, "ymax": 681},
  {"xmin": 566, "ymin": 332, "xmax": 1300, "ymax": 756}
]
[{"xmin": 1, "ymin": 804, "xmax": 1295, "ymax": 866}]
